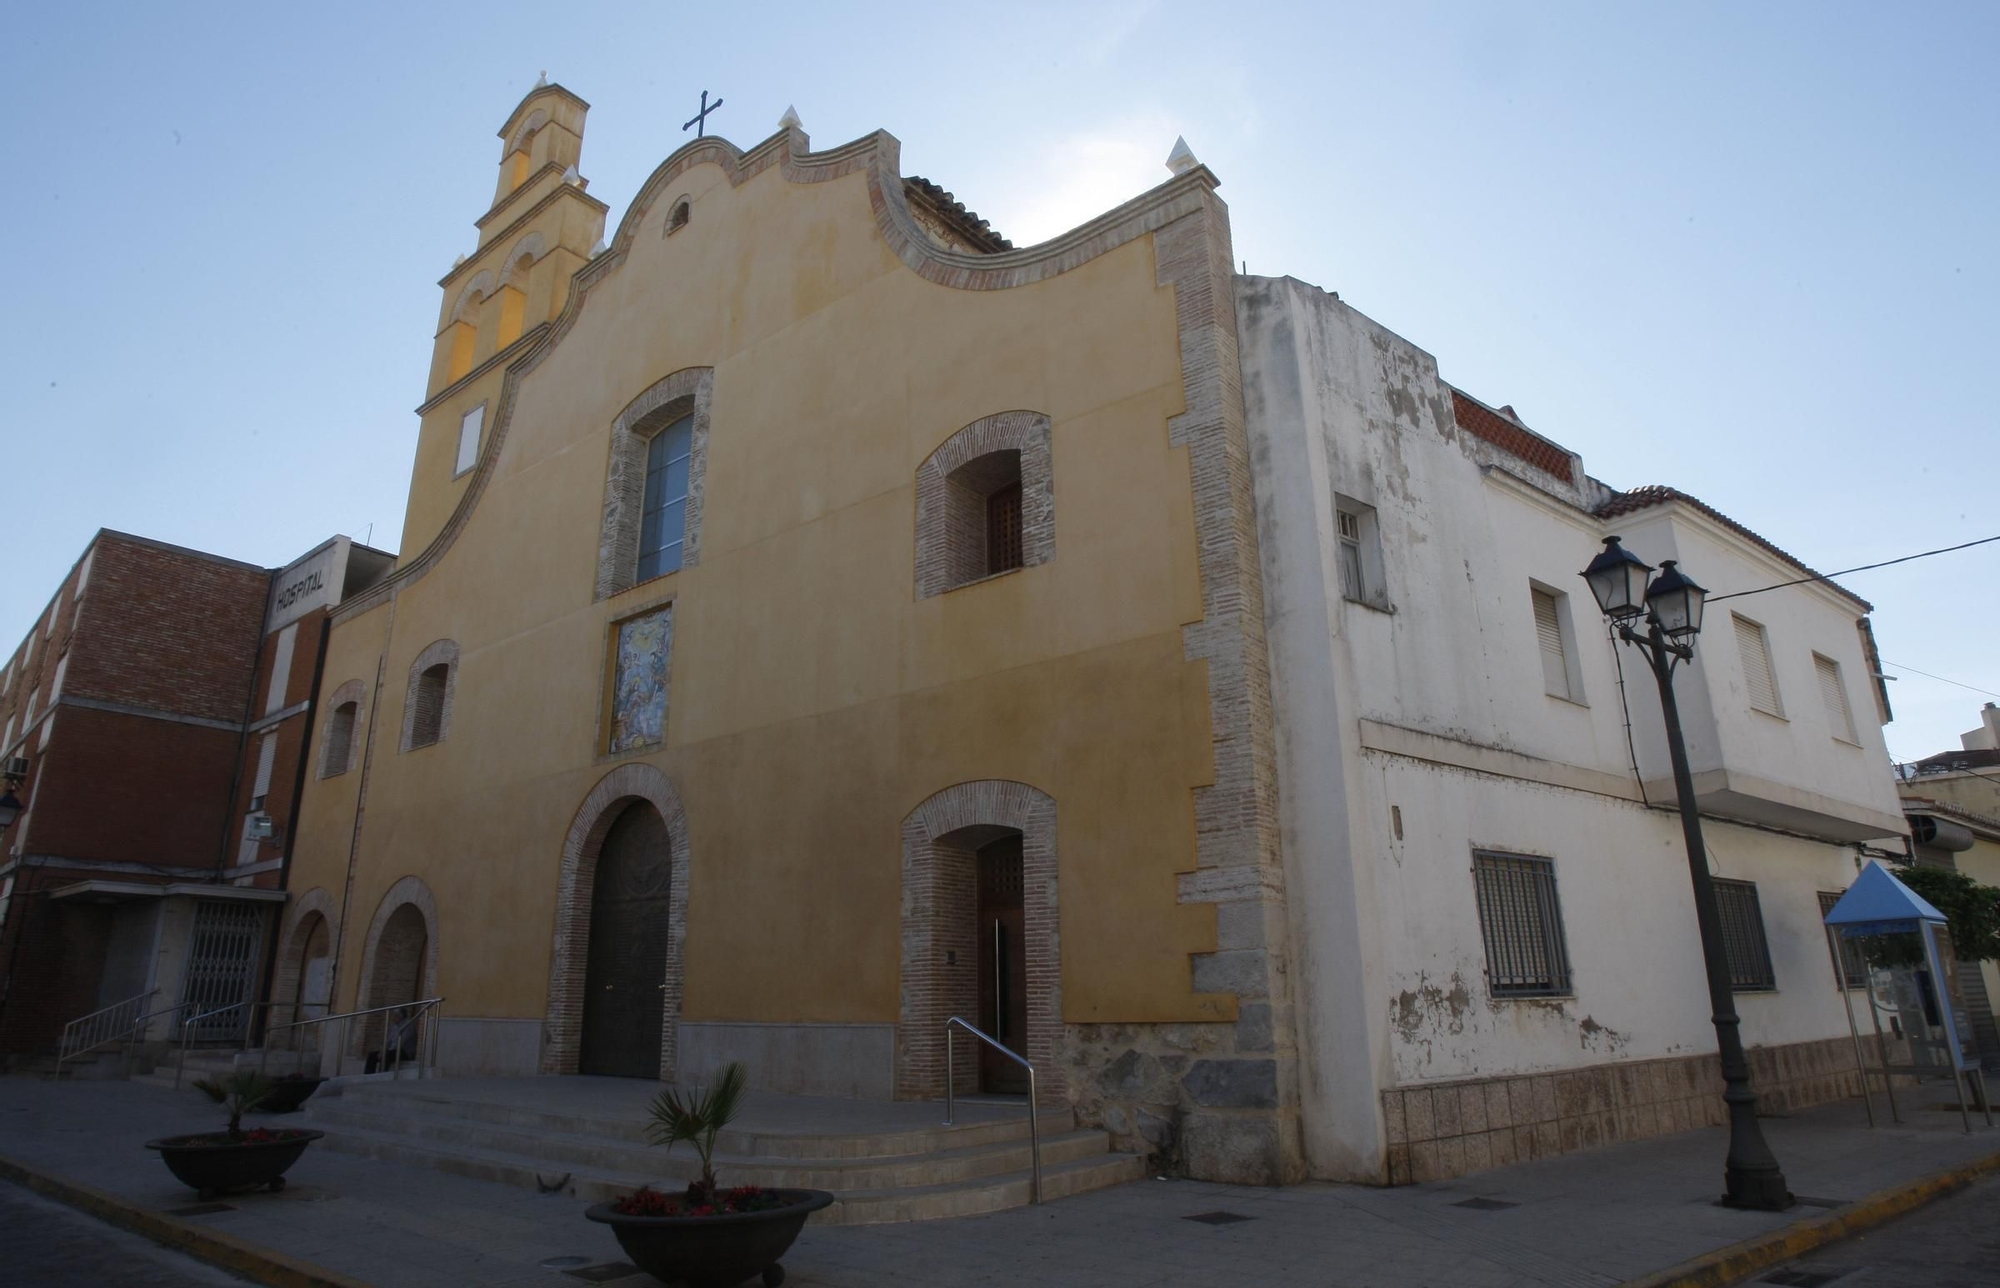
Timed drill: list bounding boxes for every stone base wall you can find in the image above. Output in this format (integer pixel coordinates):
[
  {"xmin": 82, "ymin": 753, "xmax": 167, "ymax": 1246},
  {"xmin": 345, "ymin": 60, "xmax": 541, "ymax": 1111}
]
[
  {"xmin": 1061, "ymin": 1019, "xmax": 1296, "ymax": 1184},
  {"xmin": 1382, "ymin": 1036, "xmax": 1875, "ymax": 1185}
]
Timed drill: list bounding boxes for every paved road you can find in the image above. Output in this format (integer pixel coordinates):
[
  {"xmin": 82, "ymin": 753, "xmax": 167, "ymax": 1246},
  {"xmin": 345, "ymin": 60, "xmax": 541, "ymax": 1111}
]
[
  {"xmin": 0, "ymin": 1178, "xmax": 253, "ymax": 1287},
  {"xmin": 1745, "ymin": 1173, "xmax": 2000, "ymax": 1287}
]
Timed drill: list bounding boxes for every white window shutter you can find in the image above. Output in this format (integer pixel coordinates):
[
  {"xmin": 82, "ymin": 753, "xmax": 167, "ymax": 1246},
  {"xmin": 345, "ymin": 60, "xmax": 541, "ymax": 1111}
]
[
  {"xmin": 1533, "ymin": 589, "xmax": 1569, "ymax": 698},
  {"xmin": 1734, "ymin": 616, "xmax": 1780, "ymax": 715},
  {"xmin": 1816, "ymin": 655, "xmax": 1855, "ymax": 742},
  {"xmin": 252, "ymin": 732, "xmax": 278, "ymax": 799}
]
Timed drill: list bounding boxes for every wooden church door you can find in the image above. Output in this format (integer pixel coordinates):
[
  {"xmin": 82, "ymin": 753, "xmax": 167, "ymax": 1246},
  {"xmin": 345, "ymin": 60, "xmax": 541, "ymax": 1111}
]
[
  {"xmin": 580, "ymin": 803, "xmax": 672, "ymax": 1079},
  {"xmin": 976, "ymin": 835, "xmax": 1030, "ymax": 1094}
]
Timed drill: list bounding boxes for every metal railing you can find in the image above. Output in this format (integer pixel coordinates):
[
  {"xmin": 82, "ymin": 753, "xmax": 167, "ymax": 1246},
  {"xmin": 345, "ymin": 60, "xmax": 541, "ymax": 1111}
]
[
  {"xmin": 55, "ymin": 988, "xmax": 158, "ymax": 1078},
  {"xmin": 259, "ymin": 997, "xmax": 444, "ymax": 1085},
  {"xmin": 942, "ymin": 1016, "xmax": 1042, "ymax": 1204},
  {"xmin": 174, "ymin": 999, "xmax": 264, "ymax": 1089}
]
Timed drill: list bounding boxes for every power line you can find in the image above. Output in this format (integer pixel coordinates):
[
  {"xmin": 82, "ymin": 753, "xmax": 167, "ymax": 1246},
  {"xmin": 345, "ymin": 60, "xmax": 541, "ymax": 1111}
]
[
  {"xmin": 1882, "ymin": 659, "xmax": 2000, "ymax": 702},
  {"xmin": 1707, "ymin": 533, "xmax": 2000, "ymax": 603}
]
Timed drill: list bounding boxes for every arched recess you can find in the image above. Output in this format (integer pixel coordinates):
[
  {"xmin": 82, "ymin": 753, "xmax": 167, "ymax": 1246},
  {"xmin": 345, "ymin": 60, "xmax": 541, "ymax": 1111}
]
[
  {"xmin": 543, "ymin": 762, "xmax": 691, "ymax": 1077},
  {"xmin": 914, "ymin": 411, "xmax": 1055, "ymax": 598},
  {"xmin": 400, "ymin": 639, "xmax": 459, "ymax": 752},
  {"xmin": 449, "ymin": 271, "xmax": 497, "ymax": 325},
  {"xmin": 352, "ymin": 875, "xmax": 441, "ymax": 1054},
  {"xmin": 899, "ymin": 780, "xmax": 1062, "ymax": 1104},
  {"xmin": 595, "ymin": 367, "xmax": 716, "ymax": 598},
  {"xmin": 317, "ymin": 679, "xmax": 366, "ymax": 778},
  {"xmin": 268, "ymin": 887, "xmax": 338, "ymax": 1029},
  {"xmin": 508, "ymin": 108, "xmax": 548, "ymax": 158}
]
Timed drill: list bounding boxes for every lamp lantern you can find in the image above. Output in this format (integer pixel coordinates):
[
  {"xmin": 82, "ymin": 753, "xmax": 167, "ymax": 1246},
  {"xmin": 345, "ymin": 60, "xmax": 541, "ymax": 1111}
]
[
  {"xmin": 1581, "ymin": 536, "xmax": 1653, "ymax": 621},
  {"xmin": 1646, "ymin": 560, "xmax": 1707, "ymax": 641}
]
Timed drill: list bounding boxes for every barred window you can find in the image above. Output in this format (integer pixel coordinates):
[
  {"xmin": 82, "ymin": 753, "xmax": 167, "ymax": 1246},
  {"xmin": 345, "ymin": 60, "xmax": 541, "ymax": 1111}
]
[
  {"xmin": 1472, "ymin": 852, "xmax": 1572, "ymax": 997},
  {"xmin": 1714, "ymin": 878, "xmax": 1776, "ymax": 991},
  {"xmin": 1817, "ymin": 890, "xmax": 1868, "ymax": 988}
]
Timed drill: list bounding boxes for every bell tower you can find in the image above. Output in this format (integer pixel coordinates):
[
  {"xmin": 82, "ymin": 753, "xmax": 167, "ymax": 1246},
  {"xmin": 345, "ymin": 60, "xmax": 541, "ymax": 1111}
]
[{"xmin": 405, "ymin": 78, "xmax": 609, "ymax": 559}]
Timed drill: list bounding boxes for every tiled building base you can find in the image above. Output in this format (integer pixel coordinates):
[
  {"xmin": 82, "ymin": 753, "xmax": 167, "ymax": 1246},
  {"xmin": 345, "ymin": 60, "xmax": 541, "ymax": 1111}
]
[{"xmin": 1383, "ymin": 1036, "xmax": 1879, "ymax": 1185}]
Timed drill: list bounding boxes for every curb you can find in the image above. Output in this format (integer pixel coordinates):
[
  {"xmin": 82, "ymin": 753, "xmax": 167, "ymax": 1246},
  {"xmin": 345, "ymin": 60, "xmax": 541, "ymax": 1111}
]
[
  {"xmin": 1618, "ymin": 1146, "xmax": 2000, "ymax": 1288},
  {"xmin": 0, "ymin": 1153, "xmax": 372, "ymax": 1288}
]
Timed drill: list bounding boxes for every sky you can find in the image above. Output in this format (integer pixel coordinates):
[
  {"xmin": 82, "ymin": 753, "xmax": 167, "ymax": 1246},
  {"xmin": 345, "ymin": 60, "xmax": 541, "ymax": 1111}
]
[{"xmin": 2, "ymin": 1, "xmax": 1994, "ymax": 762}]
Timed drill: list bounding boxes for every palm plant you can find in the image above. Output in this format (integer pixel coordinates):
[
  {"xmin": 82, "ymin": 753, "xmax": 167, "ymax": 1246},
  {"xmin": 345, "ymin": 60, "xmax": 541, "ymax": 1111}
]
[
  {"xmin": 645, "ymin": 1061, "xmax": 748, "ymax": 1203},
  {"xmin": 191, "ymin": 1070, "xmax": 279, "ymax": 1139}
]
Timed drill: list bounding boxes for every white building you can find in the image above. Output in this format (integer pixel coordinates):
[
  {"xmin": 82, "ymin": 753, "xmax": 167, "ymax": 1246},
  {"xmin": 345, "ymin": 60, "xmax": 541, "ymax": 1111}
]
[{"xmin": 1237, "ymin": 275, "xmax": 1906, "ymax": 1183}]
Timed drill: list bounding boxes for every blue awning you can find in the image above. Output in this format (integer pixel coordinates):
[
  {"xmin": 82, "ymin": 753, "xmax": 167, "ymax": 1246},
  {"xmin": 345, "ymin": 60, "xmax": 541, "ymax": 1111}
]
[{"xmin": 1822, "ymin": 859, "xmax": 1947, "ymax": 937}]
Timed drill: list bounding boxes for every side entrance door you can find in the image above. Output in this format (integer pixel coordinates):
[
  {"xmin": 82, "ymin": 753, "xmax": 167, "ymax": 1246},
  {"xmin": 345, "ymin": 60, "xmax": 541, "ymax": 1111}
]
[
  {"xmin": 580, "ymin": 803, "xmax": 673, "ymax": 1079},
  {"xmin": 976, "ymin": 835, "xmax": 1030, "ymax": 1094}
]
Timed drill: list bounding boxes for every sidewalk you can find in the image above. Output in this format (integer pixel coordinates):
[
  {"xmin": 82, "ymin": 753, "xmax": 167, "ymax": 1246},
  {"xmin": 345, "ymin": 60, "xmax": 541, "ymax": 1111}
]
[{"xmin": 3, "ymin": 1074, "xmax": 1995, "ymax": 1288}]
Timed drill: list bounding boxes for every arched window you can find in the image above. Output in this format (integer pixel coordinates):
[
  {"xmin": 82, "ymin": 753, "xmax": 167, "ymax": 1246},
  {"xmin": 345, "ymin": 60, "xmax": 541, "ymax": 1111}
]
[
  {"xmin": 668, "ymin": 199, "xmax": 691, "ymax": 234},
  {"xmin": 320, "ymin": 699, "xmax": 359, "ymax": 778},
  {"xmin": 400, "ymin": 640, "xmax": 459, "ymax": 752},
  {"xmin": 915, "ymin": 412, "xmax": 1054, "ymax": 598},
  {"xmin": 637, "ymin": 414, "xmax": 693, "ymax": 581},
  {"xmin": 596, "ymin": 369, "xmax": 714, "ymax": 599}
]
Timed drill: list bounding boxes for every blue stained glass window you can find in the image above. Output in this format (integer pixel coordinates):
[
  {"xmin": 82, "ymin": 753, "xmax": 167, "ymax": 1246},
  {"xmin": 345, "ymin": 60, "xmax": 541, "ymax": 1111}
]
[{"xmin": 637, "ymin": 414, "xmax": 693, "ymax": 582}]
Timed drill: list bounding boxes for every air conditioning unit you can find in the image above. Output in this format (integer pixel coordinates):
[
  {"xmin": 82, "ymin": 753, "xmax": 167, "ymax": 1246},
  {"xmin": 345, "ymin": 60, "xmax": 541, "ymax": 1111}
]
[
  {"xmin": 2, "ymin": 756, "xmax": 27, "ymax": 779},
  {"xmin": 244, "ymin": 813, "xmax": 277, "ymax": 843}
]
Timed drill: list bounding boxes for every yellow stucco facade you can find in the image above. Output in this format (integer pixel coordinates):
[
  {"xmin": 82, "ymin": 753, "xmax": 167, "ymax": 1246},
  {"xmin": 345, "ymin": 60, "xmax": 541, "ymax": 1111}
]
[{"xmin": 279, "ymin": 86, "xmax": 1303, "ymax": 1183}]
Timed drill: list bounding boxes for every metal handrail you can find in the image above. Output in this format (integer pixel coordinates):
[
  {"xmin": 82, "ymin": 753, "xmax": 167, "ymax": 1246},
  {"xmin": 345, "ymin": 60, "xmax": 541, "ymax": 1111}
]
[
  {"xmin": 260, "ymin": 996, "xmax": 444, "ymax": 1084},
  {"xmin": 55, "ymin": 988, "xmax": 158, "ymax": 1078},
  {"xmin": 943, "ymin": 1016, "xmax": 1042, "ymax": 1204},
  {"xmin": 175, "ymin": 999, "xmax": 258, "ymax": 1089}
]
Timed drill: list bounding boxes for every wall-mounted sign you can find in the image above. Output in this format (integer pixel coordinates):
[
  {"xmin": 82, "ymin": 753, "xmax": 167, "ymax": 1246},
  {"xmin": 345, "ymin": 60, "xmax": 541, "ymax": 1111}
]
[{"xmin": 266, "ymin": 538, "xmax": 349, "ymax": 632}]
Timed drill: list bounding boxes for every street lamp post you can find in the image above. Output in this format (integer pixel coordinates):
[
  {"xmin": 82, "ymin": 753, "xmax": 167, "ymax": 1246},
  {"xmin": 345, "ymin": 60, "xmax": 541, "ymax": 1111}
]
[{"xmin": 1581, "ymin": 537, "xmax": 1793, "ymax": 1212}]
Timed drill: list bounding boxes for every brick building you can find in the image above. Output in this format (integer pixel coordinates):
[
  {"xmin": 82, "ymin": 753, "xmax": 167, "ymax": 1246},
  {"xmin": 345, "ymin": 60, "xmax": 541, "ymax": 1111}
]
[{"xmin": 0, "ymin": 530, "xmax": 389, "ymax": 1063}]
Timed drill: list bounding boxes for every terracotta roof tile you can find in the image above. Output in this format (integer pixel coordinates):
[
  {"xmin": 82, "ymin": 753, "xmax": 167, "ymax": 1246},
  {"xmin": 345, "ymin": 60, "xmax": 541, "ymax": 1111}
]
[
  {"xmin": 903, "ymin": 177, "xmax": 1012, "ymax": 252},
  {"xmin": 1449, "ymin": 389, "xmax": 1576, "ymax": 484},
  {"xmin": 1593, "ymin": 485, "xmax": 1872, "ymax": 612}
]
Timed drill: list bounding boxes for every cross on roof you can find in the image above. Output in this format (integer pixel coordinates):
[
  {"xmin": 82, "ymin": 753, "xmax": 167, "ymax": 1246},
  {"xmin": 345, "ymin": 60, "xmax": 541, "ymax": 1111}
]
[{"xmin": 683, "ymin": 89, "xmax": 724, "ymax": 139}]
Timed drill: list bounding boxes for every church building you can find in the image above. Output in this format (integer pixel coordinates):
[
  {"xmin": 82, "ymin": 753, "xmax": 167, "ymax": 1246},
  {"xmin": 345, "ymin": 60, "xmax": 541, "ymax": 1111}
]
[{"xmin": 277, "ymin": 82, "xmax": 1907, "ymax": 1190}]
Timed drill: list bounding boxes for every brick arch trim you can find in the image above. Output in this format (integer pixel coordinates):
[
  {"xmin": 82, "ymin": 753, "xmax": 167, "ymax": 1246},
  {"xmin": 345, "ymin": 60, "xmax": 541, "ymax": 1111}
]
[
  {"xmin": 353, "ymin": 874, "xmax": 441, "ymax": 1019},
  {"xmin": 318, "ymin": 679, "xmax": 366, "ymax": 778},
  {"xmin": 269, "ymin": 887, "xmax": 338, "ymax": 1024},
  {"xmin": 399, "ymin": 639, "xmax": 459, "ymax": 752},
  {"xmin": 899, "ymin": 779, "xmax": 1062, "ymax": 1105},
  {"xmin": 914, "ymin": 411, "xmax": 1054, "ymax": 599},
  {"xmin": 450, "ymin": 271, "xmax": 496, "ymax": 323},
  {"xmin": 595, "ymin": 367, "xmax": 715, "ymax": 598},
  {"xmin": 542, "ymin": 762, "xmax": 691, "ymax": 1077},
  {"xmin": 499, "ymin": 232, "xmax": 547, "ymax": 284}
]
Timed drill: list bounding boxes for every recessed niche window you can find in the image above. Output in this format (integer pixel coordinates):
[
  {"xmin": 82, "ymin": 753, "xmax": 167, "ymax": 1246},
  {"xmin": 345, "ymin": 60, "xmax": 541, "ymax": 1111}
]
[
  {"xmin": 455, "ymin": 405, "xmax": 485, "ymax": 477},
  {"xmin": 1472, "ymin": 852, "xmax": 1572, "ymax": 998},
  {"xmin": 667, "ymin": 198, "xmax": 691, "ymax": 234},
  {"xmin": 1733, "ymin": 614, "xmax": 1783, "ymax": 718},
  {"xmin": 914, "ymin": 412, "xmax": 1054, "ymax": 598},
  {"xmin": 1530, "ymin": 584, "xmax": 1585, "ymax": 703},
  {"xmin": 399, "ymin": 641, "xmax": 459, "ymax": 752},
  {"xmin": 1334, "ymin": 495, "xmax": 1388, "ymax": 609}
]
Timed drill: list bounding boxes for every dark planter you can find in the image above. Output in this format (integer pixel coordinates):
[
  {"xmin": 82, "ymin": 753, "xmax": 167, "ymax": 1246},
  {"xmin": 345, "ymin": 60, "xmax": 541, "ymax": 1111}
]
[
  {"xmin": 586, "ymin": 1188, "xmax": 834, "ymax": 1288},
  {"xmin": 257, "ymin": 1077, "xmax": 325, "ymax": 1114},
  {"xmin": 145, "ymin": 1130, "xmax": 324, "ymax": 1199}
]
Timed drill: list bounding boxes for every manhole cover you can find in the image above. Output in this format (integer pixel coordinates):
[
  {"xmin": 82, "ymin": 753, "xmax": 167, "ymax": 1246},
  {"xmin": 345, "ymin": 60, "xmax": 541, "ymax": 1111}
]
[
  {"xmin": 1183, "ymin": 1210, "xmax": 1256, "ymax": 1225},
  {"xmin": 540, "ymin": 1256, "xmax": 591, "ymax": 1269},
  {"xmin": 166, "ymin": 1202, "xmax": 235, "ymax": 1217},
  {"xmin": 564, "ymin": 1264, "xmax": 641, "ymax": 1283},
  {"xmin": 1452, "ymin": 1197, "xmax": 1518, "ymax": 1210}
]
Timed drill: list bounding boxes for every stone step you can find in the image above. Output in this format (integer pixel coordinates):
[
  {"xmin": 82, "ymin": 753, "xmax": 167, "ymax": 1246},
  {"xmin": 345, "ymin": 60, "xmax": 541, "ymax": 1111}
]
[
  {"xmin": 311, "ymin": 1119, "xmax": 1144, "ymax": 1225},
  {"xmin": 321, "ymin": 1084, "xmax": 1071, "ymax": 1159},
  {"xmin": 305, "ymin": 1097, "xmax": 1112, "ymax": 1188}
]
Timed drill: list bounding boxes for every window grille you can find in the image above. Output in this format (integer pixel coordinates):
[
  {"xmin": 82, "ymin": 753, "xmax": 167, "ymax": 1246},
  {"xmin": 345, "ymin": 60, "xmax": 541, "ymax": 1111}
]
[
  {"xmin": 1532, "ymin": 588, "xmax": 1571, "ymax": 699},
  {"xmin": 1814, "ymin": 654, "xmax": 1856, "ymax": 743},
  {"xmin": 1714, "ymin": 878, "xmax": 1776, "ymax": 991},
  {"xmin": 987, "ymin": 482, "xmax": 1024, "ymax": 574},
  {"xmin": 637, "ymin": 414, "xmax": 694, "ymax": 581},
  {"xmin": 1733, "ymin": 615, "xmax": 1782, "ymax": 716},
  {"xmin": 1473, "ymin": 853, "xmax": 1572, "ymax": 997},
  {"xmin": 1817, "ymin": 890, "xmax": 1867, "ymax": 988}
]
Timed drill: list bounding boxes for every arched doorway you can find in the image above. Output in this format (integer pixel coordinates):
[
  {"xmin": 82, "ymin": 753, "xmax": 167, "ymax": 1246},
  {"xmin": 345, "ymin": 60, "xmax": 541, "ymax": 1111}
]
[
  {"xmin": 293, "ymin": 915, "xmax": 332, "ymax": 1025},
  {"xmin": 579, "ymin": 801, "xmax": 674, "ymax": 1078},
  {"xmin": 899, "ymin": 781, "xmax": 1061, "ymax": 1104},
  {"xmin": 544, "ymin": 763, "xmax": 690, "ymax": 1078},
  {"xmin": 352, "ymin": 876, "xmax": 440, "ymax": 1061}
]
